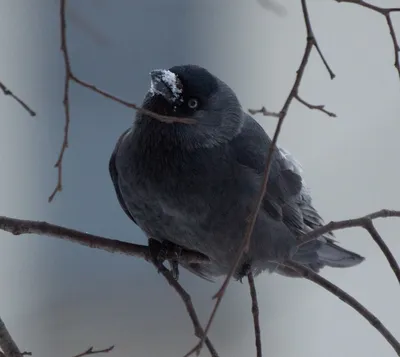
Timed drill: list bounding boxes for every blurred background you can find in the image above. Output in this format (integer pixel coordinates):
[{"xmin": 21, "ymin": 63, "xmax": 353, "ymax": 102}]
[{"xmin": 0, "ymin": 0, "xmax": 399, "ymax": 356}]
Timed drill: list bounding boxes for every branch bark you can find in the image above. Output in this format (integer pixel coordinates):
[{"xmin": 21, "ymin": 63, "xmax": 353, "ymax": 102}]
[
  {"xmin": 0, "ymin": 216, "xmax": 208, "ymax": 265},
  {"xmin": 0, "ymin": 82, "xmax": 36, "ymax": 117},
  {"xmin": 248, "ymin": 272, "xmax": 262, "ymax": 357},
  {"xmin": 0, "ymin": 317, "xmax": 24, "ymax": 357}
]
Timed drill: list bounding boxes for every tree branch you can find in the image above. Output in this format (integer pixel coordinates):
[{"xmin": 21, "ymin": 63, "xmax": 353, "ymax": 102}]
[
  {"xmin": 298, "ymin": 209, "xmax": 400, "ymax": 285},
  {"xmin": 294, "ymin": 94, "xmax": 337, "ymax": 117},
  {"xmin": 0, "ymin": 316, "xmax": 24, "ymax": 357},
  {"xmin": 335, "ymin": 0, "xmax": 400, "ymax": 80},
  {"xmin": 248, "ymin": 272, "xmax": 262, "ymax": 357},
  {"xmin": 0, "ymin": 215, "xmax": 217, "ymax": 356},
  {"xmin": 286, "ymin": 261, "xmax": 400, "ymax": 356},
  {"xmin": 157, "ymin": 265, "xmax": 219, "ymax": 357},
  {"xmin": 51, "ymin": 0, "xmax": 197, "ymax": 202},
  {"xmin": 72, "ymin": 345, "xmax": 114, "ymax": 357},
  {"xmin": 0, "ymin": 81, "xmax": 36, "ymax": 117},
  {"xmin": 0, "ymin": 216, "xmax": 209, "ymax": 265},
  {"xmin": 0, "ymin": 208, "xmax": 399, "ymax": 357}
]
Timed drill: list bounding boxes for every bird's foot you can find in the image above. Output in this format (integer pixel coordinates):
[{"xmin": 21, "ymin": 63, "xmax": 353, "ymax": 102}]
[
  {"xmin": 148, "ymin": 238, "xmax": 182, "ymax": 280},
  {"xmin": 236, "ymin": 260, "xmax": 253, "ymax": 283},
  {"xmin": 168, "ymin": 260, "xmax": 180, "ymax": 281}
]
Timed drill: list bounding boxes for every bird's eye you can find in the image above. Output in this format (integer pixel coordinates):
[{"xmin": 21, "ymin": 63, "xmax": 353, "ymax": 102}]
[{"xmin": 187, "ymin": 98, "xmax": 199, "ymax": 109}]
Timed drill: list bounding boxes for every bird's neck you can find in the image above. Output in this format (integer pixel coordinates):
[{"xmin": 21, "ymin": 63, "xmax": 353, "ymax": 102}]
[
  {"xmin": 133, "ymin": 116, "xmax": 189, "ymax": 150},
  {"xmin": 133, "ymin": 114, "xmax": 221, "ymax": 152}
]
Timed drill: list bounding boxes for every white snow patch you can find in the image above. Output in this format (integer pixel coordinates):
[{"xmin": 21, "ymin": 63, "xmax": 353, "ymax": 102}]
[
  {"xmin": 149, "ymin": 69, "xmax": 183, "ymax": 102},
  {"xmin": 278, "ymin": 146, "xmax": 303, "ymax": 175},
  {"xmin": 161, "ymin": 70, "xmax": 182, "ymax": 100}
]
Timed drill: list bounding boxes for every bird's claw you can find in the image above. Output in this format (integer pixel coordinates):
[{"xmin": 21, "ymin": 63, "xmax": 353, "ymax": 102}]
[
  {"xmin": 169, "ymin": 259, "xmax": 180, "ymax": 280},
  {"xmin": 148, "ymin": 238, "xmax": 182, "ymax": 280},
  {"xmin": 236, "ymin": 260, "xmax": 252, "ymax": 283}
]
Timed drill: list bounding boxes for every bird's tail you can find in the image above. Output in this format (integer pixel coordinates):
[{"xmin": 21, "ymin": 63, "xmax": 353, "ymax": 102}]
[
  {"xmin": 276, "ymin": 240, "xmax": 365, "ymax": 277},
  {"xmin": 314, "ymin": 240, "xmax": 365, "ymax": 268}
]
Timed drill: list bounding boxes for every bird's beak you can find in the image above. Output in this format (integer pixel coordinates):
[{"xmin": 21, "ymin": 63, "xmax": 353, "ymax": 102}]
[{"xmin": 149, "ymin": 69, "xmax": 183, "ymax": 104}]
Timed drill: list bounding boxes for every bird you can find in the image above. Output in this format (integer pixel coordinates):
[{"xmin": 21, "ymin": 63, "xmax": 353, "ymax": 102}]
[{"xmin": 109, "ymin": 64, "xmax": 364, "ymax": 281}]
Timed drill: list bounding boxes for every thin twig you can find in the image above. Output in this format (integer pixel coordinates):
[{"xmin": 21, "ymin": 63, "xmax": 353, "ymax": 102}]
[
  {"xmin": 50, "ymin": 0, "xmax": 71, "ymax": 203},
  {"xmin": 294, "ymin": 94, "xmax": 337, "ymax": 117},
  {"xmin": 248, "ymin": 272, "xmax": 262, "ymax": 357},
  {"xmin": 191, "ymin": 1, "xmax": 336, "ymax": 354},
  {"xmin": 298, "ymin": 209, "xmax": 400, "ymax": 285},
  {"xmin": 248, "ymin": 107, "xmax": 280, "ymax": 117},
  {"xmin": 335, "ymin": 0, "xmax": 400, "ymax": 80},
  {"xmin": 0, "ymin": 316, "xmax": 23, "ymax": 357},
  {"xmin": 51, "ymin": 0, "xmax": 196, "ymax": 202},
  {"xmin": 0, "ymin": 215, "xmax": 209, "ymax": 265},
  {"xmin": 286, "ymin": 261, "xmax": 400, "ymax": 356},
  {"xmin": 157, "ymin": 264, "xmax": 219, "ymax": 357},
  {"xmin": 302, "ymin": 0, "xmax": 335, "ymax": 80},
  {"xmin": 72, "ymin": 345, "xmax": 114, "ymax": 357},
  {"xmin": 0, "ymin": 82, "xmax": 36, "ymax": 117},
  {"xmin": 70, "ymin": 75, "xmax": 196, "ymax": 125}
]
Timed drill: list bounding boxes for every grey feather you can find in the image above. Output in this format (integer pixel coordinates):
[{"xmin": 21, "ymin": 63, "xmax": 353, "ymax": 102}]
[{"xmin": 109, "ymin": 64, "xmax": 364, "ymax": 281}]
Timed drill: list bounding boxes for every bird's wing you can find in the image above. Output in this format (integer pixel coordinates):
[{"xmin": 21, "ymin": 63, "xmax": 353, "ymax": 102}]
[
  {"xmin": 109, "ymin": 128, "xmax": 138, "ymax": 225},
  {"xmin": 278, "ymin": 147, "xmax": 335, "ymax": 241},
  {"xmin": 231, "ymin": 114, "xmax": 335, "ymax": 244},
  {"xmin": 231, "ymin": 113, "xmax": 304, "ymax": 221}
]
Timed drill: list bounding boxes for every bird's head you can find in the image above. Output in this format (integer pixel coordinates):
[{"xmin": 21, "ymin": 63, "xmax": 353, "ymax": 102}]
[{"xmin": 140, "ymin": 64, "xmax": 244, "ymax": 149}]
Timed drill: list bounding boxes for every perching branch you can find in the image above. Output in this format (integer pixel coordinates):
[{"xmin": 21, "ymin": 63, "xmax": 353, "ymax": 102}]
[
  {"xmin": 335, "ymin": 0, "xmax": 400, "ymax": 80},
  {"xmin": 192, "ymin": 1, "xmax": 336, "ymax": 354},
  {"xmin": 0, "ymin": 208, "xmax": 399, "ymax": 357},
  {"xmin": 51, "ymin": 0, "xmax": 196, "ymax": 203},
  {"xmin": 0, "ymin": 216, "xmax": 209, "ymax": 265},
  {"xmin": 0, "ymin": 81, "xmax": 36, "ymax": 117},
  {"xmin": 0, "ymin": 215, "xmax": 217, "ymax": 356}
]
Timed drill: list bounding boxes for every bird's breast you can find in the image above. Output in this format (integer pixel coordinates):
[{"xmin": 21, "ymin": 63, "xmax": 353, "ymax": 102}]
[{"xmin": 117, "ymin": 127, "xmax": 259, "ymax": 257}]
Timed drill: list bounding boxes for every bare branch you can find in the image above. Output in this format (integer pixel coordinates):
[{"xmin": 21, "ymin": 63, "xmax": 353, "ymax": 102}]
[
  {"xmin": 72, "ymin": 345, "xmax": 114, "ymax": 357},
  {"xmin": 294, "ymin": 94, "xmax": 337, "ymax": 117},
  {"xmin": 298, "ymin": 209, "xmax": 400, "ymax": 285},
  {"xmin": 192, "ymin": 1, "xmax": 336, "ymax": 354},
  {"xmin": 248, "ymin": 272, "xmax": 262, "ymax": 357},
  {"xmin": 70, "ymin": 75, "xmax": 196, "ymax": 125},
  {"xmin": 302, "ymin": 0, "xmax": 335, "ymax": 80},
  {"xmin": 157, "ymin": 265, "xmax": 219, "ymax": 357},
  {"xmin": 0, "ymin": 316, "xmax": 23, "ymax": 357},
  {"xmin": 0, "ymin": 81, "xmax": 36, "ymax": 117},
  {"xmin": 1, "ymin": 209, "xmax": 399, "ymax": 356},
  {"xmin": 286, "ymin": 261, "xmax": 400, "ymax": 356},
  {"xmin": 248, "ymin": 107, "xmax": 280, "ymax": 117},
  {"xmin": 335, "ymin": 0, "xmax": 400, "ymax": 80},
  {"xmin": 0, "ymin": 215, "xmax": 216, "ymax": 355},
  {"xmin": 0, "ymin": 213, "xmax": 215, "ymax": 357},
  {"xmin": 51, "ymin": 0, "xmax": 196, "ymax": 202},
  {"xmin": 50, "ymin": 0, "xmax": 72, "ymax": 203},
  {"xmin": 0, "ymin": 215, "xmax": 209, "ymax": 265}
]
